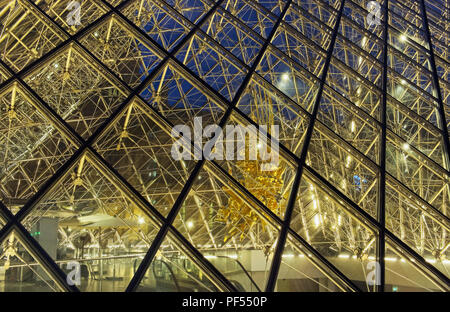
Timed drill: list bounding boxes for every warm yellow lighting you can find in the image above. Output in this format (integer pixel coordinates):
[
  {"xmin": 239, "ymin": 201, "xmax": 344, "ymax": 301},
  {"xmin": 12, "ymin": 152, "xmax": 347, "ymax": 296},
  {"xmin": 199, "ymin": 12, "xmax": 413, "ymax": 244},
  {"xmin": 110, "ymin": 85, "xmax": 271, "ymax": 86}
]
[
  {"xmin": 351, "ymin": 120, "xmax": 356, "ymax": 133},
  {"xmin": 187, "ymin": 221, "xmax": 194, "ymax": 229},
  {"xmin": 345, "ymin": 155, "xmax": 352, "ymax": 168},
  {"xmin": 138, "ymin": 217, "xmax": 145, "ymax": 224},
  {"xmin": 402, "ymin": 142, "xmax": 410, "ymax": 151},
  {"xmin": 399, "ymin": 34, "xmax": 407, "ymax": 42},
  {"xmin": 361, "ymin": 36, "xmax": 367, "ymax": 47},
  {"xmin": 281, "ymin": 73, "xmax": 290, "ymax": 81},
  {"xmin": 314, "ymin": 214, "xmax": 321, "ymax": 227}
]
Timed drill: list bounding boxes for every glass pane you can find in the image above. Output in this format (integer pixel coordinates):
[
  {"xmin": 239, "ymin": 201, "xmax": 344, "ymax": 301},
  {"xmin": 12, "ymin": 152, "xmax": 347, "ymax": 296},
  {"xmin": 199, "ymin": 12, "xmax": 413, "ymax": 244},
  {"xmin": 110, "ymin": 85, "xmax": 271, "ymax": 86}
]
[
  {"xmin": 289, "ymin": 175, "xmax": 378, "ymax": 291},
  {"xmin": 24, "ymin": 46, "xmax": 129, "ymax": 139},
  {"xmin": 0, "ymin": 2, "xmax": 67, "ymax": 72},
  {"xmin": 0, "ymin": 83, "xmax": 77, "ymax": 214},
  {"xmin": 172, "ymin": 166, "xmax": 279, "ymax": 291},
  {"xmin": 385, "ymin": 243, "xmax": 445, "ymax": 292},
  {"xmin": 275, "ymin": 238, "xmax": 345, "ymax": 292},
  {"xmin": 137, "ymin": 233, "xmax": 217, "ymax": 292},
  {"xmin": 0, "ymin": 231, "xmax": 59, "ymax": 292},
  {"xmin": 20, "ymin": 156, "xmax": 161, "ymax": 292}
]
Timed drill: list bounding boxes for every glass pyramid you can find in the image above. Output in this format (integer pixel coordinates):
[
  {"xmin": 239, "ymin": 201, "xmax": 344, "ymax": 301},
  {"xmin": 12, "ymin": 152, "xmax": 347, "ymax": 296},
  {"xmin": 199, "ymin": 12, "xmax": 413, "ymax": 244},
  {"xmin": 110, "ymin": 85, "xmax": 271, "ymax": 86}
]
[{"xmin": 0, "ymin": 0, "xmax": 448, "ymax": 292}]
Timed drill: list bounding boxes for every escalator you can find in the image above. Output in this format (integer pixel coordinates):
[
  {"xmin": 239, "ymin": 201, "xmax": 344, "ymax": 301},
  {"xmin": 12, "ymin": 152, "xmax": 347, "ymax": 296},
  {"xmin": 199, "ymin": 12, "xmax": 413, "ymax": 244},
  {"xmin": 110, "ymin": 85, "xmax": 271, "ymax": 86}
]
[{"xmin": 137, "ymin": 255, "xmax": 256, "ymax": 292}]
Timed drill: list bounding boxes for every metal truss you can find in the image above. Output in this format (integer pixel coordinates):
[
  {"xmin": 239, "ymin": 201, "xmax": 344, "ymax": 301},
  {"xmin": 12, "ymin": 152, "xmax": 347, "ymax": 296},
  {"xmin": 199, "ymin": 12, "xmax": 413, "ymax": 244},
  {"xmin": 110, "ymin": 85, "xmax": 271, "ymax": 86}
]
[{"xmin": 0, "ymin": 0, "xmax": 449, "ymax": 292}]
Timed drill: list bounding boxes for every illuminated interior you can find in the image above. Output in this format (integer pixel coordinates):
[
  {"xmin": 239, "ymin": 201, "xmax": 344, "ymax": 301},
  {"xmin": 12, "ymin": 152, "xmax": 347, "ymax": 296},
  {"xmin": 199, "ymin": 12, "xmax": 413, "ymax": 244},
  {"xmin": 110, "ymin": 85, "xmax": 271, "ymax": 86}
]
[{"xmin": 0, "ymin": 0, "xmax": 449, "ymax": 292}]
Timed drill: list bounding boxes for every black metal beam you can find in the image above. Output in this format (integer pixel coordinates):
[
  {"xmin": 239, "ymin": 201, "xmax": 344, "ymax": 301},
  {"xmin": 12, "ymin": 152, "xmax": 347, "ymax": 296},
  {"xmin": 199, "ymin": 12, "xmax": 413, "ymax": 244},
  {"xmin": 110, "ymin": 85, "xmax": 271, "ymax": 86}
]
[{"xmin": 376, "ymin": 0, "xmax": 389, "ymax": 293}]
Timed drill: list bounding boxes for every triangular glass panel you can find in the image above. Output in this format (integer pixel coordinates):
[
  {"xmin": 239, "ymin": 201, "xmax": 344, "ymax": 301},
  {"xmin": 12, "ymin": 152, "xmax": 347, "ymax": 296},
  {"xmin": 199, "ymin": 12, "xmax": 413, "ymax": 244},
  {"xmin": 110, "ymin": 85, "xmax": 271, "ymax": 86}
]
[
  {"xmin": 236, "ymin": 77, "xmax": 309, "ymax": 157},
  {"xmin": 386, "ymin": 135, "xmax": 448, "ymax": 216},
  {"xmin": 139, "ymin": 63, "xmax": 226, "ymax": 129},
  {"xmin": 275, "ymin": 237, "xmax": 346, "ymax": 292},
  {"xmin": 23, "ymin": 46, "xmax": 129, "ymax": 139},
  {"xmin": 0, "ymin": 83, "xmax": 77, "ymax": 214},
  {"xmin": 175, "ymin": 31, "xmax": 247, "ymax": 101},
  {"xmin": 0, "ymin": 1, "xmax": 67, "ymax": 72},
  {"xmin": 332, "ymin": 36, "xmax": 382, "ymax": 88},
  {"xmin": 306, "ymin": 125, "xmax": 378, "ymax": 218},
  {"xmin": 200, "ymin": 8, "xmax": 264, "ymax": 66},
  {"xmin": 20, "ymin": 156, "xmax": 161, "ymax": 291},
  {"xmin": 271, "ymin": 25, "xmax": 326, "ymax": 77},
  {"xmin": 94, "ymin": 99, "xmax": 198, "ymax": 217},
  {"xmin": 0, "ymin": 231, "xmax": 59, "ymax": 292},
  {"xmin": 172, "ymin": 166, "xmax": 278, "ymax": 291},
  {"xmin": 220, "ymin": 0, "xmax": 276, "ymax": 39},
  {"xmin": 385, "ymin": 180, "xmax": 449, "ymax": 278},
  {"xmin": 387, "ymin": 54, "xmax": 435, "ymax": 94},
  {"xmin": 120, "ymin": 0, "xmax": 192, "ymax": 52},
  {"xmin": 214, "ymin": 113, "xmax": 298, "ymax": 220},
  {"xmin": 33, "ymin": 0, "xmax": 109, "ymax": 35},
  {"xmin": 257, "ymin": 48, "xmax": 319, "ymax": 113},
  {"xmin": 387, "ymin": 72, "xmax": 440, "ymax": 129},
  {"xmin": 317, "ymin": 86, "xmax": 379, "ymax": 164},
  {"xmin": 386, "ymin": 97, "xmax": 446, "ymax": 168},
  {"xmin": 79, "ymin": 16, "xmax": 163, "ymax": 88},
  {"xmin": 289, "ymin": 174, "xmax": 378, "ymax": 291},
  {"xmin": 326, "ymin": 59, "xmax": 381, "ymax": 119},
  {"xmin": 385, "ymin": 243, "xmax": 445, "ymax": 292}
]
